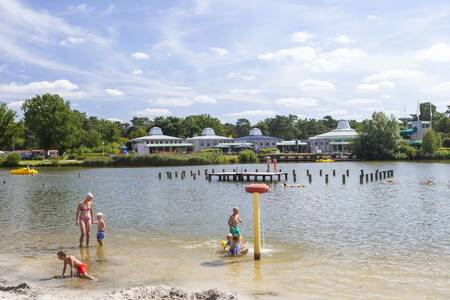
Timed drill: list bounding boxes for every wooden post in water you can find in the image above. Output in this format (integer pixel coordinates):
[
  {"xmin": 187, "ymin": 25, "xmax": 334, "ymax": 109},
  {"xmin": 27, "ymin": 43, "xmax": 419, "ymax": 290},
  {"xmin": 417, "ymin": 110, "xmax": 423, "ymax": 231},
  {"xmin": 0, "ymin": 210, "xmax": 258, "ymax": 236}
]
[
  {"xmin": 158, "ymin": 172, "xmax": 161, "ymax": 180},
  {"xmin": 325, "ymin": 174, "xmax": 329, "ymax": 184},
  {"xmin": 293, "ymin": 170, "xmax": 297, "ymax": 182},
  {"xmin": 360, "ymin": 175, "xmax": 364, "ymax": 184},
  {"xmin": 306, "ymin": 169, "xmax": 310, "ymax": 176},
  {"xmin": 320, "ymin": 170, "xmax": 323, "ymax": 176},
  {"xmin": 333, "ymin": 170, "xmax": 336, "ymax": 176},
  {"xmin": 342, "ymin": 174, "xmax": 346, "ymax": 184},
  {"xmin": 370, "ymin": 173, "xmax": 373, "ymax": 182},
  {"xmin": 360, "ymin": 170, "xmax": 364, "ymax": 176},
  {"xmin": 197, "ymin": 170, "xmax": 200, "ymax": 176},
  {"xmin": 346, "ymin": 170, "xmax": 349, "ymax": 176},
  {"xmin": 308, "ymin": 174, "xmax": 312, "ymax": 184},
  {"xmin": 365, "ymin": 174, "xmax": 369, "ymax": 183}
]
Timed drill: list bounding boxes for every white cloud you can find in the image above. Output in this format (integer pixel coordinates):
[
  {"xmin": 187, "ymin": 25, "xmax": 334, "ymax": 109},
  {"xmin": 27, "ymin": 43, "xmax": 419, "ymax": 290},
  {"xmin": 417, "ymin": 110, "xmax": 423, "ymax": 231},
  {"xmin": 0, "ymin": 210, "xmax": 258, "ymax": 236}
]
[
  {"xmin": 363, "ymin": 69, "xmax": 424, "ymax": 82},
  {"xmin": 258, "ymin": 46, "xmax": 366, "ymax": 72},
  {"xmin": 210, "ymin": 47, "xmax": 230, "ymax": 56},
  {"xmin": 423, "ymin": 81, "xmax": 450, "ymax": 96},
  {"xmin": 60, "ymin": 36, "xmax": 85, "ymax": 47},
  {"xmin": 7, "ymin": 101, "xmax": 24, "ymax": 110},
  {"xmin": 346, "ymin": 98, "xmax": 376, "ymax": 105},
  {"xmin": 258, "ymin": 46, "xmax": 317, "ymax": 61},
  {"xmin": 357, "ymin": 81, "xmax": 395, "ymax": 92},
  {"xmin": 107, "ymin": 118, "xmax": 123, "ymax": 123},
  {"xmin": 298, "ymin": 79, "xmax": 336, "ymax": 92},
  {"xmin": 0, "ymin": 79, "xmax": 79, "ymax": 94},
  {"xmin": 334, "ymin": 34, "xmax": 355, "ymax": 44},
  {"xmin": 227, "ymin": 110, "xmax": 277, "ymax": 118},
  {"xmin": 276, "ymin": 98, "xmax": 318, "ymax": 108},
  {"xmin": 152, "ymin": 95, "xmax": 217, "ymax": 107},
  {"xmin": 226, "ymin": 72, "xmax": 256, "ymax": 80},
  {"xmin": 415, "ymin": 43, "xmax": 450, "ymax": 62},
  {"xmin": 135, "ymin": 108, "xmax": 171, "ymax": 117},
  {"xmin": 66, "ymin": 3, "xmax": 95, "ymax": 14},
  {"xmin": 367, "ymin": 15, "xmax": 377, "ymax": 20},
  {"xmin": 291, "ymin": 31, "xmax": 314, "ymax": 43},
  {"xmin": 132, "ymin": 69, "xmax": 143, "ymax": 75},
  {"xmin": 229, "ymin": 89, "xmax": 264, "ymax": 95},
  {"xmin": 131, "ymin": 52, "xmax": 150, "ymax": 60},
  {"xmin": 105, "ymin": 89, "xmax": 124, "ymax": 96}
]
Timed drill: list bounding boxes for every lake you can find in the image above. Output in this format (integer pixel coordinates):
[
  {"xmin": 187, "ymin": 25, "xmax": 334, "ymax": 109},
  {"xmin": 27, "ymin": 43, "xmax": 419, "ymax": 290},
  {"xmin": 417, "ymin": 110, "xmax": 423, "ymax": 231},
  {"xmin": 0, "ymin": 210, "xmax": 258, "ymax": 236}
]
[{"xmin": 0, "ymin": 161, "xmax": 449, "ymax": 299}]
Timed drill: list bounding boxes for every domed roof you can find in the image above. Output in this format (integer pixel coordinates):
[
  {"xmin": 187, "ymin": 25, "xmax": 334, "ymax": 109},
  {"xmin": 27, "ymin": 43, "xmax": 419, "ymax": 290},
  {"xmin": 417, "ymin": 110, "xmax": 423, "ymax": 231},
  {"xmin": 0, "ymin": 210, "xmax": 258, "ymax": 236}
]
[
  {"xmin": 201, "ymin": 127, "xmax": 216, "ymax": 136},
  {"xmin": 249, "ymin": 128, "xmax": 262, "ymax": 136},
  {"xmin": 149, "ymin": 127, "xmax": 163, "ymax": 135},
  {"xmin": 336, "ymin": 120, "xmax": 351, "ymax": 131}
]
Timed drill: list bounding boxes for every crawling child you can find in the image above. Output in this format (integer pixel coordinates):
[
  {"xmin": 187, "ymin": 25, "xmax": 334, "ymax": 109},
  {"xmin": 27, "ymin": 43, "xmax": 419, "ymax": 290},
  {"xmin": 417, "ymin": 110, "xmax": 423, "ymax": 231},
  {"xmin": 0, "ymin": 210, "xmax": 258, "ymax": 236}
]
[
  {"xmin": 95, "ymin": 212, "xmax": 106, "ymax": 246},
  {"xmin": 56, "ymin": 250, "xmax": 95, "ymax": 280}
]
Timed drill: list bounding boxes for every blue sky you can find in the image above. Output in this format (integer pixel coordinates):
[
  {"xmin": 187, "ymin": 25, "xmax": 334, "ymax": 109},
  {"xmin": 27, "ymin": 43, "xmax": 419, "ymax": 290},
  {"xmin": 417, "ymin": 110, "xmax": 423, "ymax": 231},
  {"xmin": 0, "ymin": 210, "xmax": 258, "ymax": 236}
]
[{"xmin": 1, "ymin": 0, "xmax": 450, "ymax": 123}]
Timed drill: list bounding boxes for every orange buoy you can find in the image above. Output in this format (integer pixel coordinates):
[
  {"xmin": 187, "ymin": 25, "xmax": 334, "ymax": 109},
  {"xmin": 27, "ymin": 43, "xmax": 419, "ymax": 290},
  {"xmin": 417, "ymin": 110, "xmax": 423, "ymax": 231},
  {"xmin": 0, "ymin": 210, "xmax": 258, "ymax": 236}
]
[{"xmin": 245, "ymin": 183, "xmax": 269, "ymax": 194}]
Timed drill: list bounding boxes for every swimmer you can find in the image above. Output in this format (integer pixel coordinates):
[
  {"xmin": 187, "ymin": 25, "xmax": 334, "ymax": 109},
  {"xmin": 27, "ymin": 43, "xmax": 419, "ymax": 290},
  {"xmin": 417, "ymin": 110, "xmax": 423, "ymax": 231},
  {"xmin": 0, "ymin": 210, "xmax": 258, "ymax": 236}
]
[
  {"xmin": 95, "ymin": 212, "xmax": 106, "ymax": 246},
  {"xmin": 422, "ymin": 179, "xmax": 434, "ymax": 185},
  {"xmin": 282, "ymin": 183, "xmax": 305, "ymax": 188},
  {"xmin": 383, "ymin": 179, "xmax": 395, "ymax": 184},
  {"xmin": 228, "ymin": 207, "xmax": 242, "ymax": 237},
  {"xmin": 56, "ymin": 250, "xmax": 95, "ymax": 280}
]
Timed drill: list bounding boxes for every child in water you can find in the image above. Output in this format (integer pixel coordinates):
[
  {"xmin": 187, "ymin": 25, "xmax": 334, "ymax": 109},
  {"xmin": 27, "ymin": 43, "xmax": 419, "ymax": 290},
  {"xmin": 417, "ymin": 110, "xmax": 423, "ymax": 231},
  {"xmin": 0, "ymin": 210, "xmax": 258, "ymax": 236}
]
[
  {"xmin": 95, "ymin": 212, "xmax": 106, "ymax": 246},
  {"xmin": 56, "ymin": 250, "xmax": 95, "ymax": 280},
  {"xmin": 224, "ymin": 233, "xmax": 233, "ymax": 251},
  {"xmin": 228, "ymin": 207, "xmax": 242, "ymax": 237},
  {"xmin": 228, "ymin": 235, "xmax": 249, "ymax": 257}
]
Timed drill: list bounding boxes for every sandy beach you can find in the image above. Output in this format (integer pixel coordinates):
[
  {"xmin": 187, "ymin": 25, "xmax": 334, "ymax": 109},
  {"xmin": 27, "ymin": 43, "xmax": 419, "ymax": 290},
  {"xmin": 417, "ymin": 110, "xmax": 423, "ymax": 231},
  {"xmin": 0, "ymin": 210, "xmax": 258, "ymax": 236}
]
[{"xmin": 0, "ymin": 280, "xmax": 239, "ymax": 300}]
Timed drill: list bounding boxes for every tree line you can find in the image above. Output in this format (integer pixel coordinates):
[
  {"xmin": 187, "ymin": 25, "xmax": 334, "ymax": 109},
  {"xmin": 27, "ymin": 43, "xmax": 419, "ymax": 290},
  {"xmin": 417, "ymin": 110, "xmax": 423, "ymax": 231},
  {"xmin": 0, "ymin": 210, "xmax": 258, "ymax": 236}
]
[{"xmin": 0, "ymin": 94, "xmax": 449, "ymax": 158}]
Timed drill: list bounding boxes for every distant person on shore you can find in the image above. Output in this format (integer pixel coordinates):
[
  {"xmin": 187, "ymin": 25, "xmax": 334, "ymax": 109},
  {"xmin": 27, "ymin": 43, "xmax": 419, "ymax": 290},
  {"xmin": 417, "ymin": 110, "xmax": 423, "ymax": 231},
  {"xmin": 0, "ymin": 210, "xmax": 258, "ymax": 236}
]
[
  {"xmin": 76, "ymin": 193, "xmax": 94, "ymax": 247},
  {"xmin": 95, "ymin": 212, "xmax": 106, "ymax": 246},
  {"xmin": 228, "ymin": 207, "xmax": 242, "ymax": 237},
  {"xmin": 56, "ymin": 250, "xmax": 95, "ymax": 280}
]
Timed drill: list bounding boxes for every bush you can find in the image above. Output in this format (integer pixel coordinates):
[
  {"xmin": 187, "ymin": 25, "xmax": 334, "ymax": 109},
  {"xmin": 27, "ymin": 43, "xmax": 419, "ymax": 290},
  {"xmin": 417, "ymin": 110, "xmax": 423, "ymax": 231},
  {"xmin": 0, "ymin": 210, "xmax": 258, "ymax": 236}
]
[
  {"xmin": 443, "ymin": 138, "xmax": 450, "ymax": 148},
  {"xmin": 423, "ymin": 129, "xmax": 441, "ymax": 154},
  {"xmin": 259, "ymin": 148, "xmax": 279, "ymax": 155},
  {"xmin": 398, "ymin": 142, "xmax": 417, "ymax": 159},
  {"xmin": 239, "ymin": 150, "xmax": 258, "ymax": 163},
  {"xmin": 432, "ymin": 149, "xmax": 450, "ymax": 160},
  {"xmin": 82, "ymin": 157, "xmax": 113, "ymax": 166},
  {"xmin": 5, "ymin": 153, "xmax": 21, "ymax": 166}
]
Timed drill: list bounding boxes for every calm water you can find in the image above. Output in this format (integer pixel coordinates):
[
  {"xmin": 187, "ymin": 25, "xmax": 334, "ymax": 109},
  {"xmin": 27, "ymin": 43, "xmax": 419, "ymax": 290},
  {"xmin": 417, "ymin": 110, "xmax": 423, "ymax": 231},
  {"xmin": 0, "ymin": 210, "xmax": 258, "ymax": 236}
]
[{"xmin": 0, "ymin": 162, "xmax": 449, "ymax": 299}]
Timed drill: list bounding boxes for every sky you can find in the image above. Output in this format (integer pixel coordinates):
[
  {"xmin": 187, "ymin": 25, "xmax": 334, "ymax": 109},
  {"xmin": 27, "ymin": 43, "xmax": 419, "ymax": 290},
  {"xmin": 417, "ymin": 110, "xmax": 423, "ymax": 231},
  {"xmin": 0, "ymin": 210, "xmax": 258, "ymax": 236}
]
[{"xmin": 1, "ymin": 0, "xmax": 450, "ymax": 124}]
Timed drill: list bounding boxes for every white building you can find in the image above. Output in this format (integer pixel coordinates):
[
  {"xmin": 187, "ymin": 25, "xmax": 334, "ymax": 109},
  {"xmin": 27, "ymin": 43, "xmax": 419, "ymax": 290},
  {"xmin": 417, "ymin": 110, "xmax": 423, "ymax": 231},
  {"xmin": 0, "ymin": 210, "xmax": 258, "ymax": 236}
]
[
  {"xmin": 309, "ymin": 120, "xmax": 358, "ymax": 153},
  {"xmin": 131, "ymin": 127, "xmax": 193, "ymax": 155},
  {"xmin": 234, "ymin": 128, "xmax": 280, "ymax": 152},
  {"xmin": 186, "ymin": 128, "xmax": 233, "ymax": 152}
]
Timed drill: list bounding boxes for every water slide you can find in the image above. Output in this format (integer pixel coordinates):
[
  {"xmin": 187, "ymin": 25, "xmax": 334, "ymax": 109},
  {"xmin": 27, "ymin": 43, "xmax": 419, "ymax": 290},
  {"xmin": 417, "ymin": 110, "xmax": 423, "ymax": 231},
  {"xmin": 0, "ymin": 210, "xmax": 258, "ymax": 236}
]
[{"xmin": 400, "ymin": 126, "xmax": 417, "ymax": 138}]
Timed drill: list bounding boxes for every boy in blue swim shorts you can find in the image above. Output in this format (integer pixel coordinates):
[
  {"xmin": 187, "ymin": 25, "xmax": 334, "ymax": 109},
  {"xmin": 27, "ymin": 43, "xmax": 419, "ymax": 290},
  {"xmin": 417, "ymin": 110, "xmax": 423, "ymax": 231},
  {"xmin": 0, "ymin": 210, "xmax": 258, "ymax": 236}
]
[{"xmin": 95, "ymin": 212, "xmax": 106, "ymax": 246}]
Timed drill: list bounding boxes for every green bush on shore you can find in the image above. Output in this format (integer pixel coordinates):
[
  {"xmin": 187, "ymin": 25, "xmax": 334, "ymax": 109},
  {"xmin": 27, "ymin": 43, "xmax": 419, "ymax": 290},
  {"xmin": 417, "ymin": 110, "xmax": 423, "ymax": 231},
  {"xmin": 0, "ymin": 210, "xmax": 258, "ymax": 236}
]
[
  {"xmin": 4, "ymin": 153, "xmax": 21, "ymax": 167},
  {"xmin": 238, "ymin": 150, "xmax": 258, "ymax": 163}
]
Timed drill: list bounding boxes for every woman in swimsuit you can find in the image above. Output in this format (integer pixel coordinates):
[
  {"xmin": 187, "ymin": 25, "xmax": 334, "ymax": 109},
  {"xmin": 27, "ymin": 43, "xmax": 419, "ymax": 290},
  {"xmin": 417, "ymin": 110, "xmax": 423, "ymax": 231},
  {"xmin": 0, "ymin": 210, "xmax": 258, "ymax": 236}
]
[{"xmin": 76, "ymin": 193, "xmax": 94, "ymax": 247}]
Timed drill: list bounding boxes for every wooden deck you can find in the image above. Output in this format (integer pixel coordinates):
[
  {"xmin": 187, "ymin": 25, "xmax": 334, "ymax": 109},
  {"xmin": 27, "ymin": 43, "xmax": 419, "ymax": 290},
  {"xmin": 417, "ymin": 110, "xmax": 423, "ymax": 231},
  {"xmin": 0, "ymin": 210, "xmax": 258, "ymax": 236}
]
[{"xmin": 208, "ymin": 171, "xmax": 288, "ymax": 182}]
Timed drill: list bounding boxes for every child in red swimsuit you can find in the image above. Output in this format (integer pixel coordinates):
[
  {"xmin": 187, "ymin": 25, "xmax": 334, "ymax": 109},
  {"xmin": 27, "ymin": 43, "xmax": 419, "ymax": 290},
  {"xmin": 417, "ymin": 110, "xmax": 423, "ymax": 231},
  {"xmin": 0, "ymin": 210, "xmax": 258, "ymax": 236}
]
[{"xmin": 57, "ymin": 250, "xmax": 95, "ymax": 280}]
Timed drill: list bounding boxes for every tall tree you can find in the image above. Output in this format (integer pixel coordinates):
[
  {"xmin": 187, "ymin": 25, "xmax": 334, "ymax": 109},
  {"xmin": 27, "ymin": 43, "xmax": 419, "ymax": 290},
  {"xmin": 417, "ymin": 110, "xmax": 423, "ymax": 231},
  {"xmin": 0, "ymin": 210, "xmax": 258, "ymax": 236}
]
[
  {"xmin": 235, "ymin": 118, "xmax": 251, "ymax": 137},
  {"xmin": 422, "ymin": 129, "xmax": 441, "ymax": 154},
  {"xmin": 0, "ymin": 102, "xmax": 21, "ymax": 150},
  {"xmin": 22, "ymin": 94, "xmax": 81, "ymax": 152},
  {"xmin": 354, "ymin": 112, "xmax": 400, "ymax": 160}
]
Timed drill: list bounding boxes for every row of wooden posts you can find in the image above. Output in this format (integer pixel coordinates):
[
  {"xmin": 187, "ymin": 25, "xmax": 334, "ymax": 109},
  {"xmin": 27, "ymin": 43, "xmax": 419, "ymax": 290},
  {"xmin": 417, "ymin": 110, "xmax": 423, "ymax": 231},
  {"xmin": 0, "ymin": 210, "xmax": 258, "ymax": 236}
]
[{"xmin": 158, "ymin": 168, "xmax": 395, "ymax": 184}]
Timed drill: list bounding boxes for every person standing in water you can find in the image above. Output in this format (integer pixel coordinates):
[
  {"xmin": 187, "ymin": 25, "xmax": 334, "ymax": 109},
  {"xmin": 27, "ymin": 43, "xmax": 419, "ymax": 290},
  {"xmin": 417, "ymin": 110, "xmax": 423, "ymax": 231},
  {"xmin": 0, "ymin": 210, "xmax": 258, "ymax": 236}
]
[
  {"xmin": 228, "ymin": 207, "xmax": 242, "ymax": 237},
  {"xmin": 76, "ymin": 193, "xmax": 94, "ymax": 247}
]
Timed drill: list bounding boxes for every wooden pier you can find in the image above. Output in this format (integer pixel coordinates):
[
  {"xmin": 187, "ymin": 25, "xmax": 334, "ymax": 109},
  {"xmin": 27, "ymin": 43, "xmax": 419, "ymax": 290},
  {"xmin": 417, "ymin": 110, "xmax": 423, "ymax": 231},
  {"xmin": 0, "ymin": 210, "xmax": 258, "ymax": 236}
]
[{"xmin": 208, "ymin": 171, "xmax": 288, "ymax": 182}]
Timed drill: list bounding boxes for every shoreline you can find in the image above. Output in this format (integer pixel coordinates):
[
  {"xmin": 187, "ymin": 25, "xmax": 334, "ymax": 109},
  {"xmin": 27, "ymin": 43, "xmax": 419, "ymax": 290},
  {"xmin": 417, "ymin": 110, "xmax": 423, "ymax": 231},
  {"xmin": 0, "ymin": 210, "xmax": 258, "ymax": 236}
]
[
  {"xmin": 0, "ymin": 158, "xmax": 449, "ymax": 169},
  {"xmin": 0, "ymin": 280, "xmax": 239, "ymax": 300}
]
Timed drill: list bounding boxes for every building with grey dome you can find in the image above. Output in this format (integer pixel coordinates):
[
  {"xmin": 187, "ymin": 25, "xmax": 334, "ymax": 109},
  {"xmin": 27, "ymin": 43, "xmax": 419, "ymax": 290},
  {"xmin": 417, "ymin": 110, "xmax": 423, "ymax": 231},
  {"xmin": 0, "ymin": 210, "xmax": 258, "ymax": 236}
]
[
  {"xmin": 233, "ymin": 127, "xmax": 280, "ymax": 152},
  {"xmin": 308, "ymin": 120, "xmax": 358, "ymax": 153},
  {"xmin": 131, "ymin": 127, "xmax": 193, "ymax": 154},
  {"xmin": 185, "ymin": 128, "xmax": 233, "ymax": 152}
]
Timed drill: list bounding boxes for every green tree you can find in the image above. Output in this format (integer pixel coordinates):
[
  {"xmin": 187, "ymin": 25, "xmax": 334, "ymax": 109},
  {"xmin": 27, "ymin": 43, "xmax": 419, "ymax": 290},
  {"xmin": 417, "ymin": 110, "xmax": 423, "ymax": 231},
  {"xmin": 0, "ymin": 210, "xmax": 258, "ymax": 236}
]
[
  {"xmin": 0, "ymin": 102, "xmax": 21, "ymax": 150},
  {"xmin": 422, "ymin": 129, "xmax": 441, "ymax": 154},
  {"xmin": 22, "ymin": 94, "xmax": 81, "ymax": 152},
  {"xmin": 5, "ymin": 152, "xmax": 21, "ymax": 166},
  {"xmin": 354, "ymin": 112, "xmax": 400, "ymax": 160},
  {"xmin": 235, "ymin": 118, "xmax": 251, "ymax": 137},
  {"xmin": 239, "ymin": 149, "xmax": 258, "ymax": 163}
]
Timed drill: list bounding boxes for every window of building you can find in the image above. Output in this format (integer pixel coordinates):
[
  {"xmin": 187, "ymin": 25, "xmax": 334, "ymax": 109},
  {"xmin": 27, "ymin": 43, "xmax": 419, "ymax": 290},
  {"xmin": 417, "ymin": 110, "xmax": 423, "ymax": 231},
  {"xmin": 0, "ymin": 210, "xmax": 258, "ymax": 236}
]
[{"xmin": 260, "ymin": 142, "xmax": 263, "ymax": 146}]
